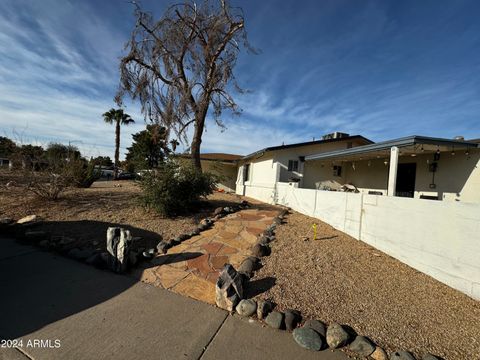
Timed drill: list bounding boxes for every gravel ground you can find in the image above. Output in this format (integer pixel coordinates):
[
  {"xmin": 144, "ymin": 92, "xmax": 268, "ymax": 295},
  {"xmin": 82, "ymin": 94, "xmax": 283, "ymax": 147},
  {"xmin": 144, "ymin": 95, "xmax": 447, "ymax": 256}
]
[
  {"xmin": 253, "ymin": 210, "xmax": 480, "ymax": 360},
  {"xmin": 0, "ymin": 171, "xmax": 242, "ymax": 252}
]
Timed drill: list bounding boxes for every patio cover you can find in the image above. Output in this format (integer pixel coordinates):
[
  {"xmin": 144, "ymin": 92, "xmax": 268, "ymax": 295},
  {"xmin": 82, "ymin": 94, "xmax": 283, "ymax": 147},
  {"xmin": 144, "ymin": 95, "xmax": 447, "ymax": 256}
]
[{"xmin": 304, "ymin": 135, "xmax": 479, "ymax": 162}]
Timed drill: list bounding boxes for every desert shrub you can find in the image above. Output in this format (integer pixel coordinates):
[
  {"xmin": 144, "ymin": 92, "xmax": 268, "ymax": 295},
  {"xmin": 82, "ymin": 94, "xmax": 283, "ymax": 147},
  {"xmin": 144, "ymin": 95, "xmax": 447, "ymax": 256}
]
[
  {"xmin": 68, "ymin": 161, "xmax": 100, "ymax": 188},
  {"xmin": 139, "ymin": 160, "xmax": 217, "ymax": 216},
  {"xmin": 25, "ymin": 159, "xmax": 100, "ymax": 200},
  {"xmin": 25, "ymin": 170, "xmax": 67, "ymax": 200}
]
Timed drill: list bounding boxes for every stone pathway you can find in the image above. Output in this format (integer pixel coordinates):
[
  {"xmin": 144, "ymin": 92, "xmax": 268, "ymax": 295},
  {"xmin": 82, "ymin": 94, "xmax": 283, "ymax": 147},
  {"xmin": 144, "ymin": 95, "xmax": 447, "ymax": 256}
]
[{"xmin": 135, "ymin": 208, "xmax": 279, "ymax": 304}]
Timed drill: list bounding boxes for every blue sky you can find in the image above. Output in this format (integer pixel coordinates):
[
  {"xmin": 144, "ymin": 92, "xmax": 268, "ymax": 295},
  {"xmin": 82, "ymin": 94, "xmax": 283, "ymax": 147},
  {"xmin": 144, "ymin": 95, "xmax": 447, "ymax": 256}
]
[{"xmin": 0, "ymin": 0, "xmax": 479, "ymax": 159}]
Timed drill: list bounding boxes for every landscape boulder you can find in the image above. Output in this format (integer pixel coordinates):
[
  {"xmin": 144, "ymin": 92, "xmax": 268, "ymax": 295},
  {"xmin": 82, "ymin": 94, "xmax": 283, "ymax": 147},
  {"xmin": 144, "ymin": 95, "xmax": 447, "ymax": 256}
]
[
  {"xmin": 349, "ymin": 336, "xmax": 375, "ymax": 357},
  {"xmin": 292, "ymin": 327, "xmax": 323, "ymax": 351},
  {"xmin": 303, "ymin": 319, "xmax": 326, "ymax": 338},
  {"xmin": 236, "ymin": 299, "xmax": 257, "ymax": 317},
  {"xmin": 326, "ymin": 323, "xmax": 349, "ymax": 349},
  {"xmin": 284, "ymin": 309, "xmax": 302, "ymax": 331},
  {"xmin": 238, "ymin": 257, "xmax": 260, "ymax": 277},
  {"xmin": 256, "ymin": 300, "xmax": 274, "ymax": 320},
  {"xmin": 252, "ymin": 243, "xmax": 270, "ymax": 257},
  {"xmin": 214, "ymin": 207, "xmax": 224, "ymax": 216},
  {"xmin": 215, "ymin": 264, "xmax": 246, "ymax": 311},
  {"xmin": 17, "ymin": 215, "xmax": 37, "ymax": 224},
  {"xmin": 106, "ymin": 227, "xmax": 132, "ymax": 273},
  {"xmin": 156, "ymin": 241, "xmax": 170, "ymax": 254},
  {"xmin": 265, "ymin": 311, "xmax": 284, "ymax": 329},
  {"xmin": 370, "ymin": 346, "xmax": 389, "ymax": 360},
  {"xmin": 390, "ymin": 351, "xmax": 416, "ymax": 360}
]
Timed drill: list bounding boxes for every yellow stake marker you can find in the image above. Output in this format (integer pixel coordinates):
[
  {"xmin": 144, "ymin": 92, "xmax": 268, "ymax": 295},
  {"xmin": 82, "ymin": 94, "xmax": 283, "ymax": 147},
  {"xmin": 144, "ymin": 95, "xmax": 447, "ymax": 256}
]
[{"xmin": 312, "ymin": 223, "xmax": 317, "ymax": 240}]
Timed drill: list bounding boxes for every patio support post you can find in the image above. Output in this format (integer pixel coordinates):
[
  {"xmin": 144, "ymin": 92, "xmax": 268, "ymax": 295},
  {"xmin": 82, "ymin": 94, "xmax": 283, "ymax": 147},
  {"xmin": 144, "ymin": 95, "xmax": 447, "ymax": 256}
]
[{"xmin": 387, "ymin": 146, "xmax": 399, "ymax": 196}]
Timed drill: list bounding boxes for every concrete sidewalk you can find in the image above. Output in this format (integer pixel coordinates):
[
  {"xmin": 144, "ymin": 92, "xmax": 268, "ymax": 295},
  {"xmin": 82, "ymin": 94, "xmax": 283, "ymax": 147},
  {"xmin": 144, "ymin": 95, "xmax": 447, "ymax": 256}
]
[{"xmin": 0, "ymin": 237, "xmax": 348, "ymax": 360}]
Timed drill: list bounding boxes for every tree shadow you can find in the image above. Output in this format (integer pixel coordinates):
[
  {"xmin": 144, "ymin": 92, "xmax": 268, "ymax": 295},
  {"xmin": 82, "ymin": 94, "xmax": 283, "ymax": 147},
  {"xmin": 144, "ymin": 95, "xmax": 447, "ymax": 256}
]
[
  {"xmin": 0, "ymin": 219, "xmax": 185, "ymax": 341},
  {"xmin": 245, "ymin": 276, "xmax": 276, "ymax": 298}
]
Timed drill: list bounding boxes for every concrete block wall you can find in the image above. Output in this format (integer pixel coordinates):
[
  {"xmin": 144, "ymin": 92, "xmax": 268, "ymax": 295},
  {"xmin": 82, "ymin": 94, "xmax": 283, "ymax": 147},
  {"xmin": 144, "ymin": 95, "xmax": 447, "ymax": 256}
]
[{"xmin": 263, "ymin": 184, "xmax": 480, "ymax": 300}]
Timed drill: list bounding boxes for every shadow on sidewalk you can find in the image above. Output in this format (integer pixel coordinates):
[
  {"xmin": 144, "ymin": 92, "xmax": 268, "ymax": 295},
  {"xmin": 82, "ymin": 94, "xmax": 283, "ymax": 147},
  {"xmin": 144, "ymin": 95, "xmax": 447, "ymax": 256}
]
[{"xmin": 0, "ymin": 220, "xmax": 187, "ymax": 341}]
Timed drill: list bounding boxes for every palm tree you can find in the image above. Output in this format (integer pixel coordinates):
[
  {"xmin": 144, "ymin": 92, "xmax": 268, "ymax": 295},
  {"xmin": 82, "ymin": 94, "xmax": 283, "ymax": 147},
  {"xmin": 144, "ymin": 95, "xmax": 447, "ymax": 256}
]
[{"xmin": 102, "ymin": 108, "xmax": 135, "ymax": 177}]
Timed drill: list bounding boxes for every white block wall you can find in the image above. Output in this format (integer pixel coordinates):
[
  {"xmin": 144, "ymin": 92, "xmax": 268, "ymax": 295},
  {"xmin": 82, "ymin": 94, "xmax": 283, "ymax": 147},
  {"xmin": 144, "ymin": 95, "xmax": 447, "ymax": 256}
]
[{"xmin": 249, "ymin": 183, "xmax": 480, "ymax": 300}]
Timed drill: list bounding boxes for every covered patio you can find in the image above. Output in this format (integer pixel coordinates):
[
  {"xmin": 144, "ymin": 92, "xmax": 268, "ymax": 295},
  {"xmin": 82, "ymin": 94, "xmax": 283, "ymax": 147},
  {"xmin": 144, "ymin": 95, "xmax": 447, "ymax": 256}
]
[{"xmin": 302, "ymin": 135, "xmax": 480, "ymax": 202}]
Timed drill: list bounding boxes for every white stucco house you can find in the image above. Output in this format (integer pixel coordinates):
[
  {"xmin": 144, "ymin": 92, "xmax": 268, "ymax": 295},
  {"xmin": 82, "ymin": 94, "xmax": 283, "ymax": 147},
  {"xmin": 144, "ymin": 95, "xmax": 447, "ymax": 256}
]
[
  {"xmin": 233, "ymin": 132, "xmax": 480, "ymax": 300},
  {"xmin": 235, "ymin": 132, "xmax": 373, "ymax": 202}
]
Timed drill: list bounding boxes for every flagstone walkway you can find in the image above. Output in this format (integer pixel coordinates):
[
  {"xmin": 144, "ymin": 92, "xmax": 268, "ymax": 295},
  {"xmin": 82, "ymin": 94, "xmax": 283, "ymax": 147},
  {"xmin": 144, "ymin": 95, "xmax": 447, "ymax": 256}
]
[{"xmin": 135, "ymin": 208, "xmax": 280, "ymax": 305}]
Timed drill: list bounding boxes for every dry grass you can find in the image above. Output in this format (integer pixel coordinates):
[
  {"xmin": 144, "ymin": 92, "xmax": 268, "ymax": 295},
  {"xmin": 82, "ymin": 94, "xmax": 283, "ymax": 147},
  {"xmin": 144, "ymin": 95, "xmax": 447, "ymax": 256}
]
[
  {"xmin": 253, "ymin": 210, "xmax": 480, "ymax": 360},
  {"xmin": 0, "ymin": 170, "xmax": 242, "ymax": 252}
]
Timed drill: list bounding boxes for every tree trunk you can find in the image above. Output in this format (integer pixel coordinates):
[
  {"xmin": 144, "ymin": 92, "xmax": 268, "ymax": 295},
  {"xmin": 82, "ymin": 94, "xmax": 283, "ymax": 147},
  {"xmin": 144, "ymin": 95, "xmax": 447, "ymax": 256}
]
[
  {"xmin": 191, "ymin": 121, "xmax": 203, "ymax": 172},
  {"xmin": 191, "ymin": 104, "xmax": 208, "ymax": 172},
  {"xmin": 114, "ymin": 120, "xmax": 121, "ymax": 178}
]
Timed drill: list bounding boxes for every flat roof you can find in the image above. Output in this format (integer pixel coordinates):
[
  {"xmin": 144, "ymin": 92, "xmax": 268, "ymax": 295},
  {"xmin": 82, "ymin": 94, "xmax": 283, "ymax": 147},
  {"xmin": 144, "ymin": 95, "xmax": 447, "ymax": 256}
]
[
  {"xmin": 177, "ymin": 153, "xmax": 243, "ymax": 163},
  {"xmin": 242, "ymin": 135, "xmax": 373, "ymax": 160},
  {"xmin": 305, "ymin": 135, "xmax": 479, "ymax": 161}
]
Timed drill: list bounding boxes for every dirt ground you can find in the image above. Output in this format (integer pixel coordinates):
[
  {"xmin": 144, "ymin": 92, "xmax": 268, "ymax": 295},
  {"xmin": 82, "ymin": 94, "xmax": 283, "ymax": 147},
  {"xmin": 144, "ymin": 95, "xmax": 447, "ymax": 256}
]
[
  {"xmin": 253, "ymin": 210, "xmax": 480, "ymax": 360},
  {"xmin": 0, "ymin": 170, "xmax": 242, "ymax": 252}
]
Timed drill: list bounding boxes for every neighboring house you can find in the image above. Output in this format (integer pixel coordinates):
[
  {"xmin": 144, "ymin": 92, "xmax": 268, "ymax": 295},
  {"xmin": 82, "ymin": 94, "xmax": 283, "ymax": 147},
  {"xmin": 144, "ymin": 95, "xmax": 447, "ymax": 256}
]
[
  {"xmin": 179, "ymin": 153, "xmax": 243, "ymax": 192},
  {"xmin": 235, "ymin": 132, "xmax": 373, "ymax": 201}
]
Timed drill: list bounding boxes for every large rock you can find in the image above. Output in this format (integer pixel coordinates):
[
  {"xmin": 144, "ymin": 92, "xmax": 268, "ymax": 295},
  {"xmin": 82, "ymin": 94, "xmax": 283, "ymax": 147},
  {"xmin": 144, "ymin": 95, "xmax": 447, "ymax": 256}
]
[
  {"xmin": 214, "ymin": 207, "xmax": 224, "ymax": 216},
  {"xmin": 17, "ymin": 215, "xmax": 37, "ymax": 224},
  {"xmin": 284, "ymin": 309, "xmax": 301, "ymax": 331},
  {"xmin": 371, "ymin": 346, "xmax": 389, "ymax": 360},
  {"xmin": 238, "ymin": 257, "xmax": 260, "ymax": 277},
  {"xmin": 215, "ymin": 264, "xmax": 246, "ymax": 311},
  {"xmin": 349, "ymin": 336, "xmax": 375, "ymax": 357},
  {"xmin": 257, "ymin": 300, "xmax": 273, "ymax": 320},
  {"xmin": 156, "ymin": 241, "xmax": 170, "ymax": 254},
  {"xmin": 326, "ymin": 323, "xmax": 349, "ymax": 349},
  {"xmin": 252, "ymin": 243, "xmax": 270, "ymax": 257},
  {"xmin": 236, "ymin": 299, "xmax": 257, "ymax": 317},
  {"xmin": 303, "ymin": 319, "xmax": 326, "ymax": 338},
  {"xmin": 106, "ymin": 227, "xmax": 132, "ymax": 273},
  {"xmin": 390, "ymin": 351, "xmax": 416, "ymax": 360},
  {"xmin": 265, "ymin": 311, "xmax": 284, "ymax": 329},
  {"xmin": 292, "ymin": 327, "xmax": 323, "ymax": 351}
]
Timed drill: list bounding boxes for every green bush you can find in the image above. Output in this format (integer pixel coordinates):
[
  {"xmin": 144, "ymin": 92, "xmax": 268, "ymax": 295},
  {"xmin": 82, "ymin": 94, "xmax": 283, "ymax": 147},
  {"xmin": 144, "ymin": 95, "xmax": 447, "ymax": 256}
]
[
  {"xmin": 72, "ymin": 162, "xmax": 100, "ymax": 188},
  {"xmin": 139, "ymin": 160, "xmax": 217, "ymax": 216}
]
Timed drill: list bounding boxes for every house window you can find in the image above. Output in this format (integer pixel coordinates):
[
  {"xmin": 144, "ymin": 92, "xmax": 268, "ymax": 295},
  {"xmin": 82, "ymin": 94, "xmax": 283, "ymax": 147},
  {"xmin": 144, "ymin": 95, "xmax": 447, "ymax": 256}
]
[
  {"xmin": 288, "ymin": 160, "xmax": 299, "ymax": 172},
  {"xmin": 333, "ymin": 165, "xmax": 342, "ymax": 177},
  {"xmin": 244, "ymin": 164, "xmax": 250, "ymax": 182}
]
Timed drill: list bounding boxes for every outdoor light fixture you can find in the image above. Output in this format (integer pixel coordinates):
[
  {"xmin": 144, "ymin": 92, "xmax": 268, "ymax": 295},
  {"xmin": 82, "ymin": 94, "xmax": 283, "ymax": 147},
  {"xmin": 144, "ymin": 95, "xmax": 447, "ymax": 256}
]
[
  {"xmin": 384, "ymin": 160, "xmax": 388, "ymax": 166},
  {"xmin": 451, "ymin": 146, "xmax": 455, "ymax": 156},
  {"xmin": 421, "ymin": 145, "xmax": 425, "ymax": 152},
  {"xmin": 466, "ymin": 150, "xmax": 470, "ymax": 156},
  {"xmin": 411, "ymin": 153, "xmax": 417, "ymax": 157}
]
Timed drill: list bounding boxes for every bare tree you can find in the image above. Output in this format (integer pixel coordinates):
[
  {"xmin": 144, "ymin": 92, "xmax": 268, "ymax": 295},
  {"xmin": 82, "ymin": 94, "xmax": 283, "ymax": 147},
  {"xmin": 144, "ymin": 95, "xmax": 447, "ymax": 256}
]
[{"xmin": 115, "ymin": 0, "xmax": 254, "ymax": 171}]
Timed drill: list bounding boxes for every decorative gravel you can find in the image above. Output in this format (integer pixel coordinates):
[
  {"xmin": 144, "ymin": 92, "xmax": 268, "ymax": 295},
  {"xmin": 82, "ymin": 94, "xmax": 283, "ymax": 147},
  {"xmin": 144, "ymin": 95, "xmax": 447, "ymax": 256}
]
[{"xmin": 253, "ymin": 210, "xmax": 480, "ymax": 360}]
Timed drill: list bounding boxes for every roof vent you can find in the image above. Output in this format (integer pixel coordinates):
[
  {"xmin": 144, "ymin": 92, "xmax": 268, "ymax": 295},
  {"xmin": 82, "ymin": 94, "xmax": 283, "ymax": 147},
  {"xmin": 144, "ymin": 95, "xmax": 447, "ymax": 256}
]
[
  {"xmin": 454, "ymin": 136, "xmax": 465, "ymax": 141},
  {"xmin": 322, "ymin": 132, "xmax": 350, "ymax": 140}
]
